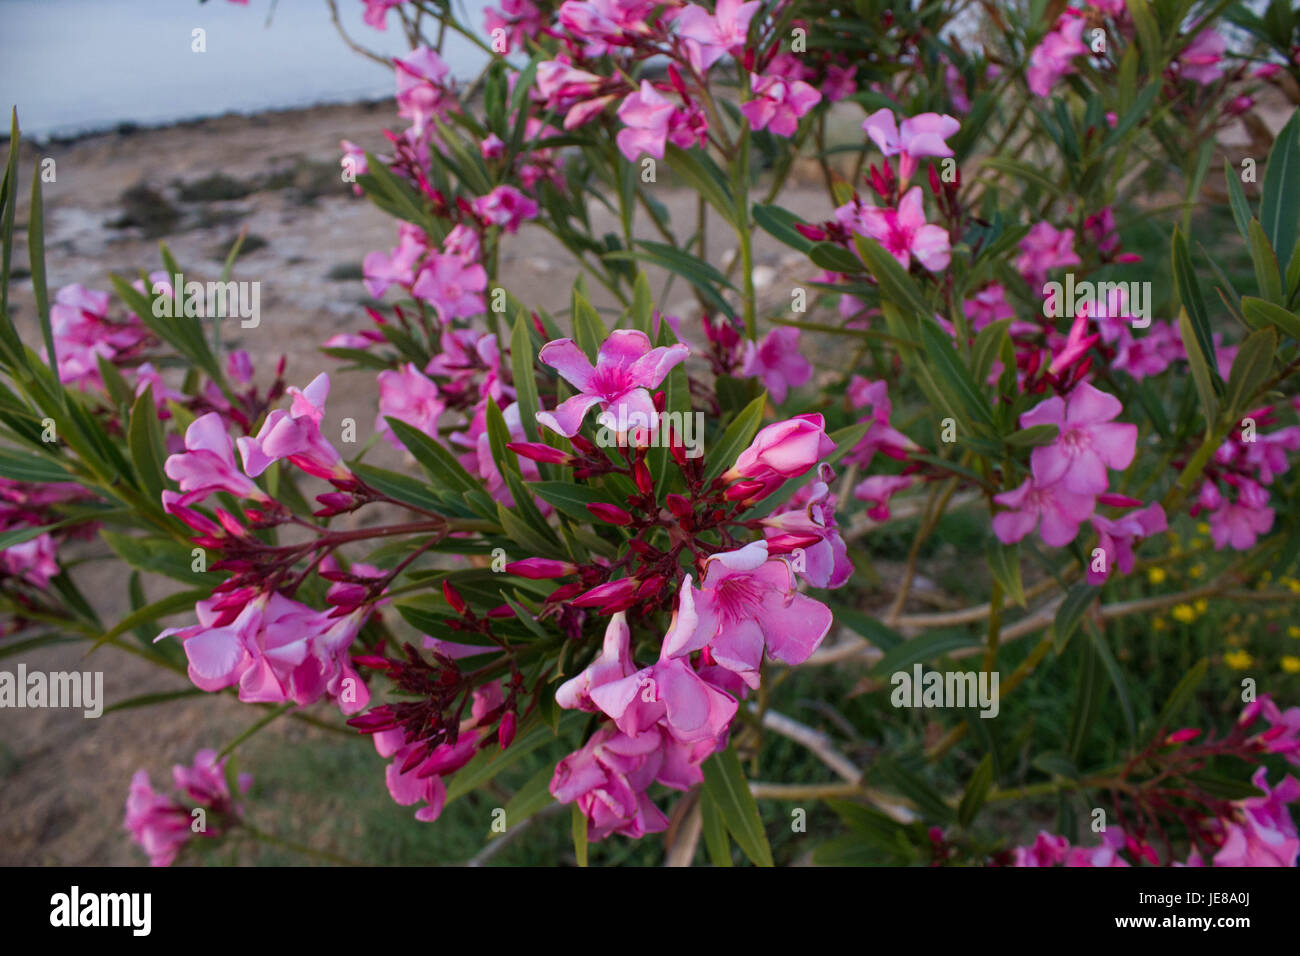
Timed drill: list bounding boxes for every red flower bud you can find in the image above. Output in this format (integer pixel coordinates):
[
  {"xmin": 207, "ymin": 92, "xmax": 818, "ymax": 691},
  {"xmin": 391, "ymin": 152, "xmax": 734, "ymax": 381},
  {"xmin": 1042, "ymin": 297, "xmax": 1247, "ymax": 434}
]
[
  {"xmin": 666, "ymin": 493, "xmax": 693, "ymax": 519},
  {"xmin": 505, "ymin": 558, "xmax": 578, "ymax": 578},
  {"xmin": 587, "ymin": 502, "xmax": 634, "ymax": 526},
  {"xmin": 442, "ymin": 580, "xmax": 467, "ymax": 616},
  {"xmin": 507, "ymin": 441, "xmax": 573, "ymax": 465},
  {"xmin": 498, "ymin": 711, "xmax": 517, "ymax": 749},
  {"xmin": 572, "ymin": 578, "xmax": 637, "ymax": 609},
  {"xmin": 633, "ymin": 460, "xmax": 654, "ymax": 495}
]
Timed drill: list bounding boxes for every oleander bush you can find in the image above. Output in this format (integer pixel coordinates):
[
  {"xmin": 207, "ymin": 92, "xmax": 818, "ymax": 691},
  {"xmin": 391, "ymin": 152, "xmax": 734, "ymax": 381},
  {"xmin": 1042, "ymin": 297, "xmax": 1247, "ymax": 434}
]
[{"xmin": 4, "ymin": 0, "xmax": 1300, "ymax": 866}]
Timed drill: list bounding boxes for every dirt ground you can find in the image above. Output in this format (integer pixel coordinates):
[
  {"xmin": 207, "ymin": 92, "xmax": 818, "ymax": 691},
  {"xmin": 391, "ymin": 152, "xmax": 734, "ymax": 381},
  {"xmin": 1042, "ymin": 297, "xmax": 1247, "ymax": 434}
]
[{"xmin": 0, "ymin": 100, "xmax": 832, "ymax": 865}]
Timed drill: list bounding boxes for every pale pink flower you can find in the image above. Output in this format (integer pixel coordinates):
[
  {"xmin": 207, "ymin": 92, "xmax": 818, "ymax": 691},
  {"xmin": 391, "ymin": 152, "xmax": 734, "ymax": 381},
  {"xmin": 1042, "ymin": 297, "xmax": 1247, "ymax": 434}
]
[
  {"xmin": 165, "ymin": 412, "xmax": 269, "ymax": 503},
  {"xmin": 534, "ymin": 330, "xmax": 689, "ymax": 437},
  {"xmin": 677, "ymin": 0, "xmax": 761, "ymax": 73},
  {"xmin": 411, "ymin": 251, "xmax": 488, "ymax": 322},
  {"xmin": 376, "ymin": 363, "xmax": 445, "ymax": 449},
  {"xmin": 616, "ymin": 81, "xmax": 675, "ymax": 161},
  {"xmin": 862, "ymin": 109, "xmax": 960, "ymax": 182},
  {"xmin": 723, "ymin": 413, "xmax": 835, "ymax": 503},
  {"xmin": 471, "ymin": 185, "xmax": 539, "ymax": 233},
  {"xmin": 663, "ymin": 541, "xmax": 834, "ymax": 688},
  {"xmin": 854, "ymin": 474, "xmax": 914, "ymax": 522},
  {"xmin": 1088, "ymin": 501, "xmax": 1166, "ymax": 585},
  {"xmin": 238, "ymin": 373, "xmax": 351, "ymax": 483},
  {"xmin": 992, "ymin": 476, "xmax": 1096, "ymax": 547},
  {"xmin": 762, "ymin": 463, "xmax": 852, "ymax": 589},
  {"xmin": 1027, "ymin": 14, "xmax": 1087, "ymax": 97},
  {"xmin": 855, "ymin": 186, "xmax": 951, "ymax": 272},
  {"xmin": 740, "ymin": 326, "xmax": 812, "ymax": 404},
  {"xmin": 1178, "ymin": 30, "xmax": 1228, "ymax": 85},
  {"xmin": 1016, "ymin": 222, "xmax": 1081, "ymax": 287},
  {"xmin": 0, "ymin": 533, "xmax": 59, "ymax": 589},
  {"xmin": 741, "ymin": 74, "xmax": 821, "ymax": 137},
  {"xmin": 1020, "ymin": 383, "xmax": 1137, "ymax": 496}
]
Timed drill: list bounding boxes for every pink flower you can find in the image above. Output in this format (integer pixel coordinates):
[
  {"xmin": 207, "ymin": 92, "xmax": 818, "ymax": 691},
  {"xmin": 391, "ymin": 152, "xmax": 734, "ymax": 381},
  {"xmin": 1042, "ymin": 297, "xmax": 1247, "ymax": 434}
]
[
  {"xmin": 740, "ymin": 74, "xmax": 821, "ymax": 137},
  {"xmin": 0, "ymin": 533, "xmax": 59, "ymax": 589},
  {"xmin": 395, "ymin": 47, "xmax": 454, "ymax": 129},
  {"xmin": 1020, "ymin": 383, "xmax": 1136, "ymax": 496},
  {"xmin": 1211, "ymin": 769, "xmax": 1300, "ymax": 867},
  {"xmin": 616, "ymin": 81, "xmax": 675, "ymax": 161},
  {"xmin": 1178, "ymin": 30, "xmax": 1227, "ymax": 85},
  {"xmin": 361, "ymin": 0, "xmax": 405, "ymax": 30},
  {"xmin": 1088, "ymin": 501, "xmax": 1167, "ymax": 585},
  {"xmin": 854, "ymin": 474, "xmax": 914, "ymax": 522},
  {"xmin": 992, "ymin": 476, "xmax": 1096, "ymax": 547},
  {"xmin": 845, "ymin": 377, "xmax": 919, "ymax": 467},
  {"xmin": 723, "ymin": 413, "xmax": 835, "ymax": 503},
  {"xmin": 677, "ymin": 0, "xmax": 761, "ymax": 73},
  {"xmin": 536, "ymin": 59, "xmax": 605, "ymax": 107},
  {"xmin": 571, "ymin": 612, "xmax": 738, "ymax": 746},
  {"xmin": 1016, "ymin": 222, "xmax": 1081, "ymax": 287},
  {"xmin": 471, "ymin": 185, "xmax": 539, "ymax": 234},
  {"xmin": 762, "ymin": 464, "xmax": 851, "ymax": 589},
  {"xmin": 550, "ymin": 725, "xmax": 675, "ymax": 840},
  {"xmin": 824, "ymin": 64, "xmax": 858, "ymax": 103},
  {"xmin": 238, "ymin": 373, "xmax": 352, "ymax": 483},
  {"xmin": 862, "ymin": 109, "xmax": 960, "ymax": 182},
  {"xmin": 740, "ymin": 326, "xmax": 812, "ymax": 403},
  {"xmin": 376, "ymin": 363, "xmax": 445, "ymax": 449},
  {"xmin": 664, "ymin": 541, "xmax": 834, "ymax": 688},
  {"xmin": 964, "ymin": 283, "xmax": 1015, "ymax": 331},
  {"xmin": 1013, "ymin": 831, "xmax": 1071, "ymax": 867},
  {"xmin": 1205, "ymin": 479, "xmax": 1274, "ymax": 551},
  {"xmin": 125, "ymin": 749, "xmax": 249, "ymax": 866},
  {"xmin": 411, "ymin": 251, "xmax": 488, "ymax": 323},
  {"xmin": 363, "ymin": 223, "xmax": 427, "ymax": 298},
  {"xmin": 558, "ymin": 0, "xmax": 654, "ymax": 57},
  {"xmin": 853, "ymin": 186, "xmax": 951, "ymax": 272},
  {"xmin": 165, "ymin": 412, "xmax": 270, "ymax": 503},
  {"xmin": 534, "ymin": 330, "xmax": 689, "ymax": 437},
  {"xmin": 1027, "ymin": 14, "xmax": 1087, "ymax": 97}
]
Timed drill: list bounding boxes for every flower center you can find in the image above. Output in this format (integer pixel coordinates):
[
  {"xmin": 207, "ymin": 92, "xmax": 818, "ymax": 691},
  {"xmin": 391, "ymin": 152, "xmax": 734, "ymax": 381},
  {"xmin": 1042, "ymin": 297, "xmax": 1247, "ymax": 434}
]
[{"xmin": 714, "ymin": 576, "xmax": 764, "ymax": 624}]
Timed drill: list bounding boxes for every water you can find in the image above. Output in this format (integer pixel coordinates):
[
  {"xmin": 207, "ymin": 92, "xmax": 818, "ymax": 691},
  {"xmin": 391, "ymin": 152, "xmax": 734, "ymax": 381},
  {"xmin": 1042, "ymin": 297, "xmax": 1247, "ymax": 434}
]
[{"xmin": 0, "ymin": 0, "xmax": 489, "ymax": 140}]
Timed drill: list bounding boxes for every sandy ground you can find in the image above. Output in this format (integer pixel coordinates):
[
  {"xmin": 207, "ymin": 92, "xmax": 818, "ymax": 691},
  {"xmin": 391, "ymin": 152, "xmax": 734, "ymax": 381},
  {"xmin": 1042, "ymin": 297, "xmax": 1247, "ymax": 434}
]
[{"xmin": 0, "ymin": 100, "xmax": 832, "ymax": 865}]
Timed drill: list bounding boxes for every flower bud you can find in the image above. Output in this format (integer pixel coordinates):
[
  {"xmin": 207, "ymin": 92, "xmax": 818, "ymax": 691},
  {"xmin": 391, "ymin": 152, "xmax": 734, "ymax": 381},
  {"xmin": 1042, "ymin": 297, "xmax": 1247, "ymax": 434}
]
[
  {"xmin": 506, "ymin": 558, "xmax": 578, "ymax": 578},
  {"xmin": 442, "ymin": 580, "xmax": 468, "ymax": 616},
  {"xmin": 498, "ymin": 711, "xmax": 517, "ymax": 749},
  {"xmin": 507, "ymin": 441, "xmax": 573, "ymax": 465},
  {"xmin": 587, "ymin": 502, "xmax": 634, "ymax": 526}
]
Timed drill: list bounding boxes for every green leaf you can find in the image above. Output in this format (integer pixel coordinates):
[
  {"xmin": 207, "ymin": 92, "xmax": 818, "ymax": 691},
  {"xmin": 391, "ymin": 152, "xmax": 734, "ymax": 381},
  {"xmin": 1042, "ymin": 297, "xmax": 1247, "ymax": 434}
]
[
  {"xmin": 980, "ymin": 156, "xmax": 1062, "ymax": 196},
  {"xmin": 752, "ymin": 204, "xmax": 815, "ymax": 254},
  {"xmin": 570, "ymin": 289, "xmax": 607, "ymax": 361},
  {"xmin": 27, "ymin": 158, "xmax": 59, "ymax": 392},
  {"xmin": 664, "ymin": 145, "xmax": 737, "ymax": 227},
  {"xmin": 1004, "ymin": 424, "xmax": 1059, "ymax": 447},
  {"xmin": 853, "ymin": 236, "xmax": 931, "ymax": 319},
  {"xmin": 1224, "ymin": 158, "xmax": 1253, "ymax": 242},
  {"xmin": 1177, "ymin": 308, "xmax": 1219, "ymax": 425},
  {"xmin": 1241, "ymin": 296, "xmax": 1300, "ymax": 341},
  {"xmin": 1052, "ymin": 582, "xmax": 1096, "ymax": 651},
  {"xmin": 127, "ymin": 385, "xmax": 167, "ymax": 501},
  {"xmin": 917, "ymin": 317, "xmax": 994, "ymax": 428},
  {"xmin": 1248, "ymin": 218, "xmax": 1284, "ymax": 304},
  {"xmin": 986, "ymin": 539, "xmax": 1025, "ymax": 607},
  {"xmin": 701, "ymin": 745, "xmax": 773, "ymax": 867},
  {"xmin": 1172, "ymin": 228, "xmax": 1221, "ymax": 395},
  {"xmin": 957, "ymin": 754, "xmax": 994, "ymax": 828},
  {"xmin": 701, "ymin": 393, "xmax": 767, "ymax": 485},
  {"xmin": 1224, "ymin": 327, "xmax": 1277, "ymax": 420},
  {"xmin": 101, "ymin": 532, "xmax": 219, "ymax": 586},
  {"xmin": 383, "ymin": 418, "xmax": 478, "ymax": 495},
  {"xmin": 871, "ymin": 757, "xmax": 955, "ymax": 824},
  {"xmin": 103, "ymin": 688, "xmax": 205, "ymax": 714},
  {"xmin": 1260, "ymin": 109, "xmax": 1300, "ymax": 270},
  {"xmin": 809, "ymin": 241, "xmax": 863, "ymax": 274},
  {"xmin": 92, "ymin": 588, "xmax": 209, "ymax": 652},
  {"xmin": 491, "ymin": 763, "xmax": 555, "ymax": 837},
  {"xmin": 870, "ymin": 630, "xmax": 979, "ymax": 677},
  {"xmin": 1085, "ymin": 624, "xmax": 1135, "ymax": 739},
  {"xmin": 1154, "ymin": 659, "xmax": 1207, "ymax": 733},
  {"xmin": 510, "ymin": 311, "xmax": 541, "ymax": 444},
  {"xmin": 699, "ymin": 791, "xmax": 732, "ymax": 867},
  {"xmin": 572, "ymin": 803, "xmax": 589, "ymax": 867},
  {"xmin": 444, "ymin": 712, "xmax": 581, "ymax": 805},
  {"xmin": 1124, "ymin": 0, "xmax": 1163, "ymax": 75}
]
